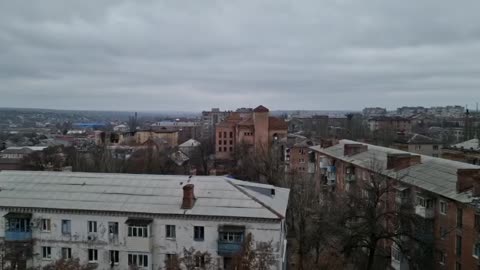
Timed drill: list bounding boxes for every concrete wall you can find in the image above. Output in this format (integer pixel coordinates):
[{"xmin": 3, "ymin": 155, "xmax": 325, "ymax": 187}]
[{"xmin": 0, "ymin": 209, "xmax": 286, "ymax": 270}]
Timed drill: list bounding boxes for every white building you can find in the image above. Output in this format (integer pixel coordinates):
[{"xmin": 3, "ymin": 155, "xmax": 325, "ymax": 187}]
[{"xmin": 0, "ymin": 171, "xmax": 289, "ymax": 270}]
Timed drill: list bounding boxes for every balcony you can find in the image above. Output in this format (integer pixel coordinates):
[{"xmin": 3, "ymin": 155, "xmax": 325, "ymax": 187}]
[
  {"xmin": 5, "ymin": 231, "xmax": 32, "ymax": 241},
  {"xmin": 415, "ymin": 205, "xmax": 435, "ymax": 219},
  {"xmin": 218, "ymin": 241, "xmax": 243, "ymax": 256}
]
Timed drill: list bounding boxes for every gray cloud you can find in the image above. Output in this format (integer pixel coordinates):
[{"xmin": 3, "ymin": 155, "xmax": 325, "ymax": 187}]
[{"xmin": 1, "ymin": 0, "xmax": 480, "ymax": 111}]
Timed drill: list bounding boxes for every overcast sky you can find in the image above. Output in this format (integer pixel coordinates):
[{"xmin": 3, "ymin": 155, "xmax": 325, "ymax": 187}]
[{"xmin": 1, "ymin": 0, "xmax": 480, "ymax": 112}]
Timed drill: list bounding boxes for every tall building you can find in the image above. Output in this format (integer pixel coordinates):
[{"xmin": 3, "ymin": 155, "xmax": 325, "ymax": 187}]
[
  {"xmin": 200, "ymin": 108, "xmax": 230, "ymax": 141},
  {"xmin": 311, "ymin": 140, "xmax": 480, "ymax": 270},
  {"xmin": 215, "ymin": 106, "xmax": 288, "ymax": 160},
  {"xmin": 0, "ymin": 171, "xmax": 289, "ymax": 270}
]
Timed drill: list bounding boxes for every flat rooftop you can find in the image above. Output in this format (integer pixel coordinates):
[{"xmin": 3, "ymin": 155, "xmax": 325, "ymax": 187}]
[{"xmin": 0, "ymin": 171, "xmax": 289, "ymax": 220}]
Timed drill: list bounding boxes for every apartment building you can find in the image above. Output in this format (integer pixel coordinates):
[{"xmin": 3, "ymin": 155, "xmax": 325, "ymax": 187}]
[
  {"xmin": 391, "ymin": 133, "xmax": 442, "ymax": 157},
  {"xmin": 215, "ymin": 106, "xmax": 288, "ymax": 160},
  {"xmin": 368, "ymin": 116, "xmax": 412, "ymax": 133},
  {"xmin": 310, "ymin": 140, "xmax": 480, "ymax": 270},
  {"xmin": 0, "ymin": 171, "xmax": 289, "ymax": 270},
  {"xmin": 200, "ymin": 108, "xmax": 230, "ymax": 141}
]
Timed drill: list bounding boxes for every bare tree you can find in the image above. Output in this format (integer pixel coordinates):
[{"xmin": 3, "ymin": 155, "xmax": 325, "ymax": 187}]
[{"xmin": 232, "ymin": 233, "xmax": 276, "ymax": 270}]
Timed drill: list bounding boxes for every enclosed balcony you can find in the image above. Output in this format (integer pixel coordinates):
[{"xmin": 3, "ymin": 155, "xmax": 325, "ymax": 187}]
[
  {"xmin": 218, "ymin": 225, "xmax": 245, "ymax": 256},
  {"xmin": 415, "ymin": 196, "xmax": 435, "ymax": 219},
  {"xmin": 4, "ymin": 213, "xmax": 32, "ymax": 242}
]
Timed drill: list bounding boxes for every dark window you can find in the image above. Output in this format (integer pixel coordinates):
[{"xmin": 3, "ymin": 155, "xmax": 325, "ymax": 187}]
[
  {"xmin": 223, "ymin": 131, "xmax": 227, "ymax": 137},
  {"xmin": 88, "ymin": 249, "xmax": 98, "ymax": 262},
  {"xmin": 219, "ymin": 132, "xmax": 222, "ymax": 138},
  {"xmin": 194, "ymin": 226, "xmax": 204, "ymax": 241},
  {"xmin": 219, "ymin": 140, "xmax": 222, "ymax": 145},
  {"xmin": 457, "ymin": 208, "xmax": 463, "ymax": 228},
  {"xmin": 110, "ymin": 250, "xmax": 119, "ymax": 265},
  {"xmin": 229, "ymin": 132, "xmax": 233, "ymax": 138},
  {"xmin": 166, "ymin": 225, "xmax": 176, "ymax": 238},
  {"xmin": 224, "ymin": 140, "xmax": 227, "ymax": 145},
  {"xmin": 475, "ymin": 214, "xmax": 480, "ymax": 230},
  {"xmin": 230, "ymin": 140, "xmax": 233, "ymax": 145},
  {"xmin": 433, "ymin": 145, "xmax": 439, "ymax": 150},
  {"xmin": 456, "ymin": 235, "xmax": 462, "ymax": 256},
  {"xmin": 224, "ymin": 147, "xmax": 227, "ymax": 152},
  {"xmin": 128, "ymin": 225, "xmax": 148, "ymax": 238},
  {"xmin": 88, "ymin": 221, "xmax": 97, "ymax": 233},
  {"xmin": 218, "ymin": 147, "xmax": 221, "ymax": 152},
  {"xmin": 108, "ymin": 222, "xmax": 119, "ymax": 235}
]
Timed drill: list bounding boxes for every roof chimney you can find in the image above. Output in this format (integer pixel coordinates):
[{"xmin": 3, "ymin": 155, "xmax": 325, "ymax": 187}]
[
  {"xmin": 344, "ymin": 144, "xmax": 368, "ymax": 156},
  {"xmin": 457, "ymin": 169, "xmax": 480, "ymax": 195},
  {"xmin": 181, "ymin": 184, "xmax": 196, "ymax": 209},
  {"xmin": 386, "ymin": 153, "xmax": 421, "ymax": 171}
]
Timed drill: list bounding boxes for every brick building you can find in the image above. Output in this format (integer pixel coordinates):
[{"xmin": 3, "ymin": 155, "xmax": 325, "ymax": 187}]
[
  {"xmin": 215, "ymin": 105, "xmax": 288, "ymax": 160},
  {"xmin": 311, "ymin": 139, "xmax": 480, "ymax": 269}
]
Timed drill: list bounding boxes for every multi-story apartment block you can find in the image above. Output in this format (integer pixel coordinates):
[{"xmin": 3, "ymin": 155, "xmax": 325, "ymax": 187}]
[
  {"xmin": 310, "ymin": 139, "xmax": 480, "ymax": 270},
  {"xmin": 215, "ymin": 106, "xmax": 288, "ymax": 160},
  {"xmin": 368, "ymin": 116, "xmax": 412, "ymax": 133},
  {"xmin": 0, "ymin": 171, "xmax": 289, "ymax": 270},
  {"xmin": 200, "ymin": 108, "xmax": 230, "ymax": 141}
]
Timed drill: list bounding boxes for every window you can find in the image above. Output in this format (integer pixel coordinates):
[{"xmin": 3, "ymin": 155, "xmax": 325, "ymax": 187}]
[
  {"xmin": 439, "ymin": 251, "xmax": 446, "ymax": 265},
  {"xmin": 229, "ymin": 132, "xmax": 233, "ymax": 138},
  {"xmin": 415, "ymin": 145, "xmax": 422, "ymax": 150},
  {"xmin": 223, "ymin": 147, "xmax": 227, "ymax": 152},
  {"xmin": 219, "ymin": 132, "xmax": 222, "ymax": 138},
  {"xmin": 220, "ymin": 232, "xmax": 243, "ymax": 243},
  {"xmin": 475, "ymin": 243, "xmax": 480, "ymax": 258},
  {"xmin": 223, "ymin": 140, "xmax": 227, "ymax": 145},
  {"xmin": 219, "ymin": 140, "xmax": 222, "ymax": 145},
  {"xmin": 417, "ymin": 196, "xmax": 433, "ymax": 208},
  {"xmin": 41, "ymin": 219, "xmax": 51, "ymax": 232},
  {"xmin": 457, "ymin": 208, "xmax": 463, "ymax": 228},
  {"xmin": 61, "ymin": 247, "xmax": 71, "ymax": 259},
  {"xmin": 194, "ymin": 226, "xmax": 204, "ymax": 241},
  {"xmin": 61, "ymin": 220, "xmax": 71, "ymax": 234},
  {"xmin": 218, "ymin": 147, "xmax": 222, "ymax": 152},
  {"xmin": 110, "ymin": 250, "xmax": 119, "ymax": 265},
  {"xmin": 42, "ymin": 246, "xmax": 52, "ymax": 259},
  {"xmin": 166, "ymin": 225, "xmax": 176, "ymax": 238},
  {"xmin": 229, "ymin": 140, "xmax": 233, "ymax": 145},
  {"xmin": 433, "ymin": 145, "xmax": 439, "ymax": 150},
  {"xmin": 456, "ymin": 235, "xmax": 462, "ymax": 256},
  {"xmin": 108, "ymin": 222, "xmax": 119, "ymax": 235},
  {"xmin": 440, "ymin": 201, "xmax": 447, "ymax": 215},
  {"xmin": 88, "ymin": 221, "xmax": 97, "ymax": 233},
  {"xmin": 195, "ymin": 254, "xmax": 206, "ymax": 267},
  {"xmin": 223, "ymin": 132, "xmax": 226, "ymax": 138},
  {"xmin": 475, "ymin": 214, "xmax": 480, "ymax": 230},
  {"xmin": 6, "ymin": 218, "xmax": 30, "ymax": 232},
  {"xmin": 128, "ymin": 253, "xmax": 148, "ymax": 267},
  {"xmin": 88, "ymin": 249, "xmax": 98, "ymax": 262},
  {"xmin": 440, "ymin": 226, "xmax": 448, "ymax": 240},
  {"xmin": 128, "ymin": 225, "xmax": 148, "ymax": 238}
]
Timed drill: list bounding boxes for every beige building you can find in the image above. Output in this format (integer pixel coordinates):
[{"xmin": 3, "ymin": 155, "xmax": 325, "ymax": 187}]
[
  {"xmin": 391, "ymin": 133, "xmax": 442, "ymax": 157},
  {"xmin": 120, "ymin": 130, "xmax": 179, "ymax": 147}
]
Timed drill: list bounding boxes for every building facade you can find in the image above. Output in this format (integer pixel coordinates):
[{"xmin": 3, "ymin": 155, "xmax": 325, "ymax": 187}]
[
  {"xmin": 0, "ymin": 171, "xmax": 289, "ymax": 270},
  {"xmin": 311, "ymin": 140, "xmax": 480, "ymax": 270},
  {"xmin": 391, "ymin": 133, "xmax": 442, "ymax": 157},
  {"xmin": 215, "ymin": 106, "xmax": 288, "ymax": 160}
]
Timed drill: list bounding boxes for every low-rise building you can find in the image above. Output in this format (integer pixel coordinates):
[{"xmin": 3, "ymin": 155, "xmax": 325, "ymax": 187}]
[
  {"xmin": 391, "ymin": 133, "xmax": 442, "ymax": 157},
  {"xmin": 0, "ymin": 146, "xmax": 48, "ymax": 170},
  {"xmin": 311, "ymin": 140, "xmax": 480, "ymax": 270},
  {"xmin": 442, "ymin": 138, "xmax": 480, "ymax": 165},
  {"xmin": 368, "ymin": 116, "xmax": 412, "ymax": 133},
  {"xmin": 0, "ymin": 171, "xmax": 289, "ymax": 270}
]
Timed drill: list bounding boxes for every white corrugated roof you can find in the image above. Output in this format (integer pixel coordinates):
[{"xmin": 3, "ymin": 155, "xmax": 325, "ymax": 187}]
[
  {"xmin": 311, "ymin": 139, "xmax": 480, "ymax": 203},
  {"xmin": 0, "ymin": 171, "xmax": 289, "ymax": 220}
]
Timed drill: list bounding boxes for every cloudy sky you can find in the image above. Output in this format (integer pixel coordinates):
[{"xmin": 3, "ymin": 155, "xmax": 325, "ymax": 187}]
[{"xmin": 1, "ymin": 0, "xmax": 480, "ymax": 111}]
